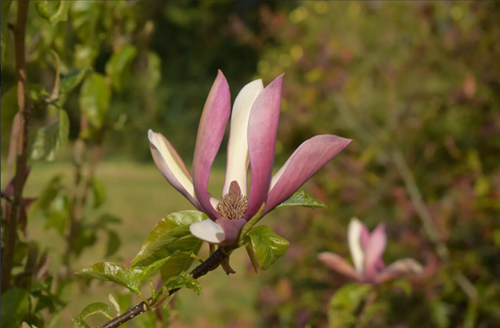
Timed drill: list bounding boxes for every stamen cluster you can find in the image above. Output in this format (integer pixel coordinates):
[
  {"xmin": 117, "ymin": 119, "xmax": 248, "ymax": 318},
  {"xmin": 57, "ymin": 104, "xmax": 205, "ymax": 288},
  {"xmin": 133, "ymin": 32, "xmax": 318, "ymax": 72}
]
[{"xmin": 216, "ymin": 181, "xmax": 248, "ymax": 221}]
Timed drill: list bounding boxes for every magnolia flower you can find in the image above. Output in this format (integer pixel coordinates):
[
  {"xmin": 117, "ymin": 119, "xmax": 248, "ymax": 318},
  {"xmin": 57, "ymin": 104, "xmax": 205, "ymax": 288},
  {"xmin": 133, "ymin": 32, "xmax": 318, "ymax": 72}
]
[
  {"xmin": 148, "ymin": 71, "xmax": 351, "ymax": 245},
  {"xmin": 318, "ymin": 218, "xmax": 423, "ymax": 284}
]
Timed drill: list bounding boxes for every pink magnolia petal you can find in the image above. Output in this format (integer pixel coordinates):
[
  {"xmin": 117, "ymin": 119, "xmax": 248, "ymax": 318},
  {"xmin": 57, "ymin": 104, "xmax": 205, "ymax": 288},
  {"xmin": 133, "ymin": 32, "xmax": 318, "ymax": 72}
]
[
  {"xmin": 363, "ymin": 223, "xmax": 387, "ymax": 282},
  {"xmin": 215, "ymin": 218, "xmax": 246, "ymax": 245},
  {"xmin": 223, "ymin": 79, "xmax": 264, "ymax": 197},
  {"xmin": 189, "ymin": 218, "xmax": 245, "ymax": 245},
  {"xmin": 245, "ymin": 75, "xmax": 284, "ymax": 220},
  {"xmin": 192, "ymin": 70, "xmax": 231, "ymax": 220},
  {"xmin": 348, "ymin": 218, "xmax": 365, "ymax": 275},
  {"xmin": 318, "ymin": 252, "xmax": 361, "ymax": 282},
  {"xmin": 148, "ymin": 130, "xmax": 201, "ymax": 210},
  {"xmin": 189, "ymin": 219, "xmax": 225, "ymax": 244},
  {"xmin": 376, "ymin": 258, "xmax": 423, "ymax": 284},
  {"xmin": 360, "ymin": 225, "xmax": 370, "ymax": 248},
  {"xmin": 265, "ymin": 135, "xmax": 351, "ymax": 214}
]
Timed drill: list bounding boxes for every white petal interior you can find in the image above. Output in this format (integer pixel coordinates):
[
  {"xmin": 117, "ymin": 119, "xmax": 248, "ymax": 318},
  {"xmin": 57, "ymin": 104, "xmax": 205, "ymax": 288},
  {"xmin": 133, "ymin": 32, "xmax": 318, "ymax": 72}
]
[
  {"xmin": 189, "ymin": 219, "xmax": 225, "ymax": 244},
  {"xmin": 148, "ymin": 129, "xmax": 195, "ymax": 198},
  {"xmin": 223, "ymin": 79, "xmax": 264, "ymax": 196},
  {"xmin": 348, "ymin": 218, "xmax": 365, "ymax": 275}
]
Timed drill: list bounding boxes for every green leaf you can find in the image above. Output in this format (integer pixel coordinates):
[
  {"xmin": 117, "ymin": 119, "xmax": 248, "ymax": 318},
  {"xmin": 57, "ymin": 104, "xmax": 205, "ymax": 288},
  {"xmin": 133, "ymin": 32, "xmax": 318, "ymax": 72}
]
[
  {"xmin": 44, "ymin": 194, "xmax": 69, "ymax": 236},
  {"xmin": 74, "ymin": 44, "xmax": 98, "ymax": 69},
  {"xmin": 247, "ymin": 225, "xmax": 289, "ymax": 270},
  {"xmin": 105, "ymin": 45, "xmax": 138, "ymax": 92},
  {"xmin": 34, "ymin": 175, "xmax": 63, "ymax": 214},
  {"xmin": 145, "ymin": 51, "xmax": 161, "ymax": 89},
  {"xmin": 79, "ymin": 73, "xmax": 110, "ymax": 128},
  {"xmin": 277, "ymin": 190, "xmax": 326, "ymax": 209},
  {"xmin": 72, "ymin": 317, "xmax": 91, "ymax": 328},
  {"xmin": 79, "ymin": 302, "xmax": 113, "ymax": 320},
  {"xmin": 164, "ymin": 271, "xmax": 202, "ymax": 296},
  {"xmin": 30, "ymin": 109, "xmax": 70, "ymax": 161},
  {"xmin": 76, "ymin": 262, "xmax": 141, "ymax": 295},
  {"xmin": 35, "ymin": 1, "xmax": 71, "ymax": 25},
  {"xmin": 159, "ymin": 244, "xmax": 202, "ymax": 283},
  {"xmin": 60, "ymin": 68, "xmax": 89, "ymax": 95},
  {"xmin": 108, "ymin": 294, "xmax": 121, "ymax": 316},
  {"xmin": 430, "ymin": 300, "xmax": 450, "ymax": 328},
  {"xmin": 328, "ymin": 283, "xmax": 373, "ymax": 328},
  {"xmin": 131, "ymin": 211, "xmax": 207, "ymax": 268},
  {"xmin": 106, "ymin": 230, "xmax": 121, "ymax": 257},
  {"xmin": 1, "ymin": 0, "xmax": 12, "ymax": 69},
  {"xmin": 91, "ymin": 178, "xmax": 106, "ymax": 208},
  {"xmin": 1, "ymin": 86, "xmax": 19, "ymax": 132},
  {"xmin": 0, "ymin": 288, "xmax": 30, "ymax": 328},
  {"xmin": 70, "ymin": 1, "xmax": 100, "ymax": 45}
]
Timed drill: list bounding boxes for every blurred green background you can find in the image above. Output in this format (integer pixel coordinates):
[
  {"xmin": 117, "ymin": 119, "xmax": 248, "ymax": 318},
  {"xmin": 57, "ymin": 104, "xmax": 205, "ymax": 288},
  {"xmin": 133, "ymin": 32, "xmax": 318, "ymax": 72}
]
[{"xmin": 2, "ymin": 1, "xmax": 500, "ymax": 327}]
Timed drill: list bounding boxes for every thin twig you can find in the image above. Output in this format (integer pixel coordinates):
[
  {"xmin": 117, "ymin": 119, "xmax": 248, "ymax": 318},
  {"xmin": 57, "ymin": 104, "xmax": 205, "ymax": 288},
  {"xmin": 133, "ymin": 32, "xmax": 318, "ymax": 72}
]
[
  {"xmin": 101, "ymin": 247, "xmax": 231, "ymax": 328},
  {"xmin": 1, "ymin": 0, "xmax": 30, "ymax": 293}
]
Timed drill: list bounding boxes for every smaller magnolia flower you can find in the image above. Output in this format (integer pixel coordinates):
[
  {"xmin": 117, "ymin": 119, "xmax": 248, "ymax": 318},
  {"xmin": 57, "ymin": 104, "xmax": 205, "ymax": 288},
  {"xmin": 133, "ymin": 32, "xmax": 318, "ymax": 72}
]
[{"xmin": 318, "ymin": 218, "xmax": 423, "ymax": 284}]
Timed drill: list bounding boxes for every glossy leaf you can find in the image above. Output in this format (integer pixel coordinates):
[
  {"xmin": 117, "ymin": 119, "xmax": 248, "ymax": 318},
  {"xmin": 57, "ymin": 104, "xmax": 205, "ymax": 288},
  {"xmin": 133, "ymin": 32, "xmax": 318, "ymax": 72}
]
[
  {"xmin": 60, "ymin": 68, "xmax": 89, "ymax": 95},
  {"xmin": 0, "ymin": 0, "xmax": 12, "ymax": 69},
  {"xmin": 159, "ymin": 244, "xmax": 202, "ymax": 283},
  {"xmin": 247, "ymin": 225, "xmax": 289, "ymax": 270},
  {"xmin": 79, "ymin": 73, "xmax": 110, "ymax": 128},
  {"xmin": 31, "ymin": 109, "xmax": 70, "ymax": 161},
  {"xmin": 277, "ymin": 190, "xmax": 326, "ymax": 209},
  {"xmin": 131, "ymin": 211, "xmax": 207, "ymax": 267},
  {"xmin": 78, "ymin": 302, "xmax": 113, "ymax": 320},
  {"xmin": 105, "ymin": 45, "xmax": 137, "ymax": 92},
  {"xmin": 0, "ymin": 288, "xmax": 29, "ymax": 328},
  {"xmin": 35, "ymin": 1, "xmax": 71, "ymax": 25},
  {"xmin": 164, "ymin": 271, "xmax": 202, "ymax": 296},
  {"xmin": 76, "ymin": 262, "xmax": 141, "ymax": 295},
  {"xmin": 328, "ymin": 283, "xmax": 373, "ymax": 328}
]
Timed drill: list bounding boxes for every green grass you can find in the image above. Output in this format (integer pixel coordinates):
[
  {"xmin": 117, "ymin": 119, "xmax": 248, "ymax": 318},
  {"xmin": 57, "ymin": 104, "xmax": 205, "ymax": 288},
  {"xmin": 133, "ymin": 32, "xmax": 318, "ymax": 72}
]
[{"xmin": 9, "ymin": 161, "xmax": 269, "ymax": 327}]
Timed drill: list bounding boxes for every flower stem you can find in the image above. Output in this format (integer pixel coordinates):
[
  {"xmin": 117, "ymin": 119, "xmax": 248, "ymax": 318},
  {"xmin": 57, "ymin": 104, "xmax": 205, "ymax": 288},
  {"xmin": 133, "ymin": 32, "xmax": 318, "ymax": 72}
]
[{"xmin": 101, "ymin": 247, "xmax": 232, "ymax": 328}]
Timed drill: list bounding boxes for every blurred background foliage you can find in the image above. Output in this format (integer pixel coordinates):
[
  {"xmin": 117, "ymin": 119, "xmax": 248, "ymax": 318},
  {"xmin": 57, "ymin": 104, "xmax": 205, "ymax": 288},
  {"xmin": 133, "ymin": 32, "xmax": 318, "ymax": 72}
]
[{"xmin": 1, "ymin": 1, "xmax": 499, "ymax": 327}]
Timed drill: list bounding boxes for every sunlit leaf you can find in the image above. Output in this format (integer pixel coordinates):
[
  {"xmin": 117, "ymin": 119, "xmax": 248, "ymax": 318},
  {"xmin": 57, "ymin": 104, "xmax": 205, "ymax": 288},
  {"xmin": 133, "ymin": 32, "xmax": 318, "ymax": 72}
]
[
  {"xmin": 328, "ymin": 283, "xmax": 373, "ymax": 328},
  {"xmin": 30, "ymin": 109, "xmax": 70, "ymax": 161},
  {"xmin": 277, "ymin": 190, "xmax": 326, "ymax": 209},
  {"xmin": 247, "ymin": 225, "xmax": 289, "ymax": 270},
  {"xmin": 79, "ymin": 73, "xmax": 110, "ymax": 128},
  {"xmin": 164, "ymin": 271, "xmax": 202, "ymax": 296},
  {"xmin": 35, "ymin": 1, "xmax": 71, "ymax": 25},
  {"xmin": 76, "ymin": 262, "xmax": 141, "ymax": 295},
  {"xmin": 78, "ymin": 302, "xmax": 113, "ymax": 320},
  {"xmin": 105, "ymin": 45, "xmax": 137, "ymax": 92},
  {"xmin": 0, "ymin": 288, "xmax": 29, "ymax": 328},
  {"xmin": 131, "ymin": 211, "xmax": 207, "ymax": 268}
]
